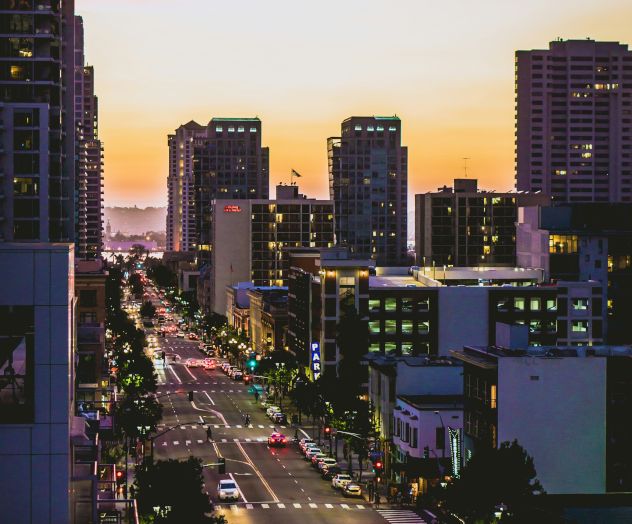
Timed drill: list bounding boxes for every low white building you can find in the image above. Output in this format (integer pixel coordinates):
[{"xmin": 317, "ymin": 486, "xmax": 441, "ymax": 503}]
[{"xmin": 0, "ymin": 243, "xmax": 75, "ymax": 523}]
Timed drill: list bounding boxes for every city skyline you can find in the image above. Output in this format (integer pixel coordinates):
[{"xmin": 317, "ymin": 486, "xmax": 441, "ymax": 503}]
[{"xmin": 76, "ymin": 0, "xmax": 632, "ymax": 207}]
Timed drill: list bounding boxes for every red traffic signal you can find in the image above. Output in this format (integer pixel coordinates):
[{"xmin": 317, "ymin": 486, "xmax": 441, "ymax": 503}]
[
  {"xmin": 375, "ymin": 461, "xmax": 383, "ymax": 469},
  {"xmin": 324, "ymin": 426, "xmax": 331, "ymax": 435}
]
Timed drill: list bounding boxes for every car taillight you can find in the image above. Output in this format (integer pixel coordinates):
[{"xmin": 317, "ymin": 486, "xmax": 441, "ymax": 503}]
[{"xmin": 282, "ymin": 438, "xmax": 287, "ymax": 443}]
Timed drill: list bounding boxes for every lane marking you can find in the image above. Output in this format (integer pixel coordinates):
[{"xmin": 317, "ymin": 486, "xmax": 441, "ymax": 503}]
[
  {"xmin": 261, "ymin": 504, "xmax": 269, "ymax": 509},
  {"xmin": 325, "ymin": 504, "xmax": 333, "ymax": 509},
  {"xmin": 167, "ymin": 365, "xmax": 182, "ymax": 384},
  {"xmin": 309, "ymin": 503, "xmax": 317, "ymax": 508},
  {"xmin": 203, "ymin": 391, "xmax": 215, "ymax": 406},
  {"xmin": 228, "ymin": 473, "xmax": 248, "ymax": 503},
  {"xmin": 235, "ymin": 441, "xmax": 280, "ymax": 503},
  {"xmin": 277, "ymin": 503, "xmax": 285, "ymax": 509},
  {"xmin": 293, "ymin": 503, "xmax": 301, "ymax": 508}
]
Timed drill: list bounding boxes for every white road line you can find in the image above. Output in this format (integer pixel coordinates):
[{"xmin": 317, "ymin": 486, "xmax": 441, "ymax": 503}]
[
  {"xmin": 258, "ymin": 424, "xmax": 264, "ymax": 428},
  {"xmin": 324, "ymin": 503, "xmax": 333, "ymax": 509},
  {"xmin": 185, "ymin": 440, "xmax": 191, "ymax": 445},
  {"xmin": 214, "ymin": 425, "xmax": 220, "ymax": 428},
  {"xmin": 261, "ymin": 504, "xmax": 269, "ymax": 509},
  {"xmin": 228, "ymin": 473, "xmax": 248, "ymax": 503},
  {"xmin": 309, "ymin": 503, "xmax": 317, "ymax": 508},
  {"xmin": 246, "ymin": 438, "xmax": 251, "ymax": 442},
  {"xmin": 293, "ymin": 503, "xmax": 301, "ymax": 508},
  {"xmin": 277, "ymin": 503, "xmax": 285, "ymax": 509},
  {"xmin": 203, "ymin": 390, "xmax": 215, "ymax": 406},
  {"xmin": 161, "ymin": 442, "xmax": 167, "ymax": 446},
  {"xmin": 167, "ymin": 365, "xmax": 182, "ymax": 384},
  {"xmin": 341, "ymin": 503, "xmax": 350, "ymax": 509},
  {"xmin": 221, "ymin": 439, "xmax": 227, "ymax": 443},
  {"xmin": 197, "ymin": 440, "xmax": 203, "ymax": 444},
  {"xmin": 173, "ymin": 441, "xmax": 179, "ymax": 445},
  {"xmin": 246, "ymin": 503, "xmax": 254, "ymax": 509},
  {"xmin": 233, "ymin": 438, "xmax": 239, "ymax": 442},
  {"xmin": 356, "ymin": 504, "xmax": 365, "ymax": 509},
  {"xmin": 236, "ymin": 425, "xmax": 242, "ymax": 429},
  {"xmin": 235, "ymin": 441, "xmax": 280, "ymax": 503}
]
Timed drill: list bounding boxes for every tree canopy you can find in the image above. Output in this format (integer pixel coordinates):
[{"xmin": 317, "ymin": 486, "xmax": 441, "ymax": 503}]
[{"xmin": 445, "ymin": 440, "xmax": 544, "ymax": 521}]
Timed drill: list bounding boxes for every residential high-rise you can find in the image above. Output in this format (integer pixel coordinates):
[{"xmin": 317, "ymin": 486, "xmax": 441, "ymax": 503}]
[
  {"xmin": 0, "ymin": 0, "xmax": 76, "ymax": 242},
  {"xmin": 166, "ymin": 120, "xmax": 208, "ymax": 252},
  {"xmin": 415, "ymin": 178, "xmax": 549, "ymax": 266},
  {"xmin": 328, "ymin": 116, "xmax": 408, "ymax": 265},
  {"xmin": 74, "ymin": 16, "xmax": 103, "ymax": 259},
  {"xmin": 167, "ymin": 117, "xmax": 269, "ymax": 253},
  {"xmin": 515, "ymin": 39, "xmax": 632, "ymax": 203}
]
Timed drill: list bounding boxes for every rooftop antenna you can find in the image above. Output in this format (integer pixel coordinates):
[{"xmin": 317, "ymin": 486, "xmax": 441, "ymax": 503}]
[{"xmin": 462, "ymin": 157, "xmax": 470, "ymax": 178}]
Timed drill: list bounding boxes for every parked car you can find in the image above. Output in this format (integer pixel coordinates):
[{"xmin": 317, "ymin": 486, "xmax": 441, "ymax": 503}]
[
  {"xmin": 317, "ymin": 458, "xmax": 338, "ymax": 473},
  {"xmin": 176, "ymin": 332, "xmax": 185, "ymax": 338},
  {"xmin": 216, "ymin": 479, "xmax": 239, "ymax": 501},
  {"xmin": 271, "ymin": 412, "xmax": 287, "ymax": 425},
  {"xmin": 267, "ymin": 432, "xmax": 287, "ymax": 447},
  {"xmin": 304, "ymin": 447, "xmax": 322, "ymax": 461},
  {"xmin": 233, "ymin": 371, "xmax": 243, "ymax": 381},
  {"xmin": 322, "ymin": 465, "xmax": 342, "ymax": 480},
  {"xmin": 332, "ymin": 473, "xmax": 353, "ymax": 489},
  {"xmin": 342, "ymin": 483, "xmax": 362, "ymax": 498},
  {"xmin": 188, "ymin": 333, "xmax": 199, "ymax": 340},
  {"xmin": 311, "ymin": 452, "xmax": 328, "ymax": 467},
  {"xmin": 299, "ymin": 439, "xmax": 316, "ymax": 454},
  {"xmin": 266, "ymin": 406, "xmax": 280, "ymax": 418}
]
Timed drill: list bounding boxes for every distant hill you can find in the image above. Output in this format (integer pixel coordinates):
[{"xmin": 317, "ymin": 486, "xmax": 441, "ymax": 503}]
[{"xmin": 105, "ymin": 206, "xmax": 166, "ymax": 235}]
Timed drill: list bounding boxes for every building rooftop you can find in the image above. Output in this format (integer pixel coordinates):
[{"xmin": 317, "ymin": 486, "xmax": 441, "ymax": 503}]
[
  {"xmin": 211, "ymin": 117, "xmax": 261, "ymax": 122},
  {"xmin": 397, "ymin": 395, "xmax": 463, "ymax": 411},
  {"xmin": 370, "ymin": 275, "xmax": 423, "ymax": 288},
  {"xmin": 451, "ymin": 344, "xmax": 632, "ymax": 369}
]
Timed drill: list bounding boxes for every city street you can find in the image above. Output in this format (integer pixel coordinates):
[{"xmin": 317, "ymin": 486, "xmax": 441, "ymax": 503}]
[{"xmin": 151, "ymin": 334, "xmax": 432, "ymax": 524}]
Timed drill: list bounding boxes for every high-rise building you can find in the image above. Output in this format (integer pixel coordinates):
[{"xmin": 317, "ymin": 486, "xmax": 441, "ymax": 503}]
[
  {"xmin": 0, "ymin": 0, "xmax": 76, "ymax": 242},
  {"xmin": 515, "ymin": 39, "xmax": 632, "ymax": 203},
  {"xmin": 199, "ymin": 186, "xmax": 334, "ymax": 315},
  {"xmin": 166, "ymin": 120, "xmax": 208, "ymax": 252},
  {"xmin": 74, "ymin": 16, "xmax": 103, "ymax": 259},
  {"xmin": 167, "ymin": 117, "xmax": 269, "ymax": 253},
  {"xmin": 328, "ymin": 116, "xmax": 408, "ymax": 265},
  {"xmin": 415, "ymin": 178, "xmax": 549, "ymax": 266}
]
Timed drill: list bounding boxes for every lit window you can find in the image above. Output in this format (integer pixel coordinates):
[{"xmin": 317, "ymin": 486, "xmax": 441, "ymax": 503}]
[
  {"xmin": 369, "ymin": 321, "xmax": 380, "ymax": 334},
  {"xmin": 367, "ymin": 126, "xmax": 375, "ymax": 131},
  {"xmin": 546, "ymin": 299, "xmax": 557, "ymax": 311},
  {"xmin": 369, "ymin": 343, "xmax": 381, "ymax": 353},
  {"xmin": 401, "ymin": 320, "xmax": 413, "ymax": 334},
  {"xmin": 354, "ymin": 125, "xmax": 362, "ymax": 131},
  {"xmin": 401, "ymin": 342, "xmax": 413, "ymax": 356},
  {"xmin": 572, "ymin": 298, "xmax": 589, "ymax": 311},
  {"xmin": 215, "ymin": 126, "xmax": 223, "ymax": 132},
  {"xmin": 376, "ymin": 126, "xmax": 384, "ymax": 131},
  {"xmin": 384, "ymin": 342, "xmax": 397, "ymax": 355},
  {"xmin": 549, "ymin": 235, "xmax": 578, "ymax": 254},
  {"xmin": 417, "ymin": 321, "xmax": 429, "ymax": 335},
  {"xmin": 514, "ymin": 298, "xmax": 525, "ymax": 311},
  {"xmin": 250, "ymin": 127, "xmax": 257, "ymax": 133},
  {"xmin": 237, "ymin": 126, "xmax": 245, "ymax": 132},
  {"xmin": 530, "ymin": 298, "xmax": 541, "ymax": 311},
  {"xmin": 385, "ymin": 320, "xmax": 396, "ymax": 334},
  {"xmin": 228, "ymin": 127, "xmax": 235, "ymax": 132},
  {"xmin": 385, "ymin": 298, "xmax": 397, "ymax": 311},
  {"xmin": 572, "ymin": 321, "xmax": 588, "ymax": 333},
  {"xmin": 369, "ymin": 299, "xmax": 381, "ymax": 312},
  {"xmin": 388, "ymin": 126, "xmax": 397, "ymax": 131}
]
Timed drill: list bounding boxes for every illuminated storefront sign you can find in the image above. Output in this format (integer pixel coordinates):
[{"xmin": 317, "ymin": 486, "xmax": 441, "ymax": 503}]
[
  {"xmin": 310, "ymin": 342, "xmax": 321, "ymax": 380},
  {"xmin": 224, "ymin": 205, "xmax": 241, "ymax": 213},
  {"xmin": 448, "ymin": 427, "xmax": 462, "ymax": 478}
]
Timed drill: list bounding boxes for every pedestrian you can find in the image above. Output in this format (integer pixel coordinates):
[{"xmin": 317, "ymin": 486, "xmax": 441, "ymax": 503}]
[
  {"xmin": 294, "ymin": 428, "xmax": 299, "ymax": 441},
  {"xmin": 374, "ymin": 493, "xmax": 381, "ymax": 509}
]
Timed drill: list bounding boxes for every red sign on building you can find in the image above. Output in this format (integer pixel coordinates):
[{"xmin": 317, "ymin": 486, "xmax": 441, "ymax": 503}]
[{"xmin": 224, "ymin": 205, "xmax": 242, "ymax": 213}]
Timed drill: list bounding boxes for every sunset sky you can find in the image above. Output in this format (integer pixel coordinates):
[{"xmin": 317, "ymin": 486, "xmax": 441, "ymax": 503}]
[{"xmin": 77, "ymin": 0, "xmax": 632, "ymax": 208}]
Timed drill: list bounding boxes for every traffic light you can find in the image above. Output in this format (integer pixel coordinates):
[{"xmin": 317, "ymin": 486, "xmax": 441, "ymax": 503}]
[
  {"xmin": 247, "ymin": 358, "xmax": 257, "ymax": 371},
  {"xmin": 218, "ymin": 457, "xmax": 226, "ymax": 475},
  {"xmin": 115, "ymin": 470, "xmax": 125, "ymax": 484},
  {"xmin": 324, "ymin": 426, "xmax": 332, "ymax": 437},
  {"xmin": 188, "ymin": 391, "xmax": 193, "ymax": 402},
  {"xmin": 423, "ymin": 446, "xmax": 430, "ymax": 459}
]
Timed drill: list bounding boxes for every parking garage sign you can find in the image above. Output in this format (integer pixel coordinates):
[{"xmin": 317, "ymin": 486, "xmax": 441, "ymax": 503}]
[{"xmin": 310, "ymin": 342, "xmax": 321, "ymax": 380}]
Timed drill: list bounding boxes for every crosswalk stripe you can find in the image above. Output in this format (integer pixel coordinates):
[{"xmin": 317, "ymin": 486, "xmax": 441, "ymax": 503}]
[
  {"xmin": 185, "ymin": 440, "xmax": 191, "ymax": 445},
  {"xmin": 236, "ymin": 425, "xmax": 242, "ymax": 428},
  {"xmin": 293, "ymin": 503, "xmax": 301, "ymax": 508},
  {"xmin": 376, "ymin": 509, "xmax": 427, "ymax": 523},
  {"xmin": 214, "ymin": 425, "xmax": 220, "ymax": 428},
  {"xmin": 356, "ymin": 504, "xmax": 365, "ymax": 509},
  {"xmin": 233, "ymin": 438, "xmax": 239, "ymax": 442},
  {"xmin": 197, "ymin": 439, "xmax": 204, "ymax": 444},
  {"xmin": 258, "ymin": 424, "xmax": 264, "ymax": 428},
  {"xmin": 246, "ymin": 438, "xmax": 251, "ymax": 442},
  {"xmin": 173, "ymin": 441, "xmax": 179, "ymax": 445},
  {"xmin": 230, "ymin": 505, "xmax": 239, "ymax": 512},
  {"xmin": 341, "ymin": 504, "xmax": 350, "ymax": 509},
  {"xmin": 246, "ymin": 504, "xmax": 254, "ymax": 509},
  {"xmin": 161, "ymin": 442, "xmax": 167, "ymax": 446},
  {"xmin": 325, "ymin": 504, "xmax": 333, "ymax": 509},
  {"xmin": 309, "ymin": 503, "xmax": 317, "ymax": 508},
  {"xmin": 277, "ymin": 503, "xmax": 285, "ymax": 509},
  {"xmin": 221, "ymin": 439, "xmax": 227, "ymax": 443},
  {"xmin": 261, "ymin": 504, "xmax": 269, "ymax": 509}
]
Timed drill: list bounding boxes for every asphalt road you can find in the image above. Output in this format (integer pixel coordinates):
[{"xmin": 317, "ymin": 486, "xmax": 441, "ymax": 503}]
[{"xmin": 145, "ymin": 301, "xmax": 433, "ymax": 524}]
